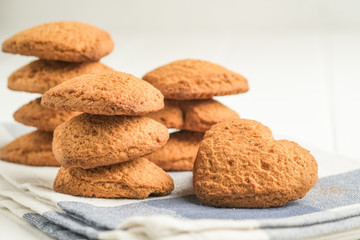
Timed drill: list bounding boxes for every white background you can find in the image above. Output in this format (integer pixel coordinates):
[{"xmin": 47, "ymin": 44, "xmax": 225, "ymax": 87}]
[{"xmin": 0, "ymin": 0, "xmax": 360, "ymax": 238}]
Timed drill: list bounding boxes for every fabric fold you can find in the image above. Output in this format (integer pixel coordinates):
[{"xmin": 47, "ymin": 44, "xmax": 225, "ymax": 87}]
[{"xmin": 1, "ymin": 124, "xmax": 360, "ymax": 240}]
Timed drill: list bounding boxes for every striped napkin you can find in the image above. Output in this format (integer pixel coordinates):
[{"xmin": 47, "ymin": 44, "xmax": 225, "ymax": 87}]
[{"xmin": 1, "ymin": 123, "xmax": 360, "ymax": 240}]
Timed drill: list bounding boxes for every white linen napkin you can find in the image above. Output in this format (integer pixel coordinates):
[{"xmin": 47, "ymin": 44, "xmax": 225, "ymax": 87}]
[{"xmin": 1, "ymin": 123, "xmax": 360, "ymax": 240}]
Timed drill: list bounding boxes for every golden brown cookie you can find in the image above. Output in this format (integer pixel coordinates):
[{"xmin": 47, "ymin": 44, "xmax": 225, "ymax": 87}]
[
  {"xmin": 8, "ymin": 60, "xmax": 112, "ymax": 93},
  {"xmin": 0, "ymin": 130, "xmax": 59, "ymax": 166},
  {"xmin": 142, "ymin": 59, "xmax": 249, "ymax": 99},
  {"xmin": 53, "ymin": 158, "xmax": 174, "ymax": 198},
  {"xmin": 193, "ymin": 119, "xmax": 318, "ymax": 208},
  {"xmin": 42, "ymin": 71, "xmax": 164, "ymax": 115},
  {"xmin": 53, "ymin": 113, "xmax": 169, "ymax": 169},
  {"xmin": 147, "ymin": 131, "xmax": 204, "ymax": 171},
  {"xmin": 13, "ymin": 97, "xmax": 80, "ymax": 132},
  {"xmin": 2, "ymin": 21, "xmax": 114, "ymax": 62},
  {"xmin": 147, "ymin": 99, "xmax": 240, "ymax": 132},
  {"xmin": 147, "ymin": 100, "xmax": 184, "ymax": 130}
]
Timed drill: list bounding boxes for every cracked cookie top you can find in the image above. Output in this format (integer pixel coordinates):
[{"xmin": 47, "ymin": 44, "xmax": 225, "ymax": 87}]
[{"xmin": 193, "ymin": 119, "xmax": 318, "ymax": 208}]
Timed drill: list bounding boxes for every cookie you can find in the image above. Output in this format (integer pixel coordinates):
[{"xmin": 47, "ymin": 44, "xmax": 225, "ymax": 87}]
[
  {"xmin": 147, "ymin": 131, "xmax": 204, "ymax": 171},
  {"xmin": 2, "ymin": 21, "xmax": 114, "ymax": 62},
  {"xmin": 53, "ymin": 158, "xmax": 174, "ymax": 198},
  {"xmin": 8, "ymin": 60, "xmax": 112, "ymax": 93},
  {"xmin": 142, "ymin": 59, "xmax": 249, "ymax": 99},
  {"xmin": 42, "ymin": 71, "xmax": 164, "ymax": 115},
  {"xmin": 193, "ymin": 119, "xmax": 318, "ymax": 208},
  {"xmin": 147, "ymin": 99, "xmax": 240, "ymax": 132},
  {"xmin": 53, "ymin": 113, "xmax": 169, "ymax": 169},
  {"xmin": 147, "ymin": 100, "xmax": 184, "ymax": 130},
  {"xmin": 0, "ymin": 130, "xmax": 59, "ymax": 166},
  {"xmin": 13, "ymin": 97, "xmax": 80, "ymax": 131}
]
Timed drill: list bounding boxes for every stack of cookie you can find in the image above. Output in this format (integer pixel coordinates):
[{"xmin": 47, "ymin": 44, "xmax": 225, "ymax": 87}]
[
  {"xmin": 143, "ymin": 59, "xmax": 249, "ymax": 171},
  {"xmin": 41, "ymin": 71, "xmax": 174, "ymax": 198},
  {"xmin": 0, "ymin": 21, "xmax": 114, "ymax": 166}
]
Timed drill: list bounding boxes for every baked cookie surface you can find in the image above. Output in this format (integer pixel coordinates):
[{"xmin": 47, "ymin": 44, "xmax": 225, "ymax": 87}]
[
  {"xmin": 193, "ymin": 119, "xmax": 318, "ymax": 208},
  {"xmin": 42, "ymin": 71, "xmax": 164, "ymax": 115},
  {"xmin": 147, "ymin": 131, "xmax": 204, "ymax": 171},
  {"xmin": 8, "ymin": 60, "xmax": 112, "ymax": 93},
  {"xmin": 14, "ymin": 97, "xmax": 80, "ymax": 131},
  {"xmin": 53, "ymin": 113, "xmax": 169, "ymax": 169},
  {"xmin": 2, "ymin": 21, "xmax": 114, "ymax": 62},
  {"xmin": 143, "ymin": 59, "xmax": 249, "ymax": 99},
  {"xmin": 147, "ymin": 100, "xmax": 184, "ymax": 130},
  {"xmin": 53, "ymin": 158, "xmax": 174, "ymax": 199},
  {"xmin": 148, "ymin": 99, "xmax": 240, "ymax": 132},
  {"xmin": 0, "ymin": 130, "xmax": 59, "ymax": 166}
]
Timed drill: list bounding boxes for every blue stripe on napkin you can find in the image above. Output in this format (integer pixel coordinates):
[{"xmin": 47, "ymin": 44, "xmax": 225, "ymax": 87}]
[
  {"xmin": 23, "ymin": 213, "xmax": 86, "ymax": 240},
  {"xmin": 58, "ymin": 169, "xmax": 360, "ymax": 228},
  {"xmin": 23, "ymin": 168, "xmax": 360, "ymax": 240}
]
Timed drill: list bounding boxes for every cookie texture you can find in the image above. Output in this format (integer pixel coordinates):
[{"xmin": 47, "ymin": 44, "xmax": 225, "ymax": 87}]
[
  {"xmin": 193, "ymin": 119, "xmax": 318, "ymax": 208},
  {"xmin": 2, "ymin": 21, "xmax": 114, "ymax": 62},
  {"xmin": 147, "ymin": 100, "xmax": 184, "ymax": 130},
  {"xmin": 147, "ymin": 99, "xmax": 240, "ymax": 132},
  {"xmin": 53, "ymin": 158, "xmax": 174, "ymax": 198},
  {"xmin": 143, "ymin": 59, "xmax": 249, "ymax": 99},
  {"xmin": 42, "ymin": 71, "xmax": 164, "ymax": 115},
  {"xmin": 8, "ymin": 60, "xmax": 112, "ymax": 93},
  {"xmin": 14, "ymin": 97, "xmax": 80, "ymax": 131},
  {"xmin": 147, "ymin": 131, "xmax": 204, "ymax": 171},
  {"xmin": 53, "ymin": 113, "xmax": 169, "ymax": 169},
  {"xmin": 0, "ymin": 130, "xmax": 59, "ymax": 166}
]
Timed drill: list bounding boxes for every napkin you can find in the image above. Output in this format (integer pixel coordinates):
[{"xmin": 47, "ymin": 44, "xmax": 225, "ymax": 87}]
[{"xmin": 1, "ymin": 123, "xmax": 360, "ymax": 240}]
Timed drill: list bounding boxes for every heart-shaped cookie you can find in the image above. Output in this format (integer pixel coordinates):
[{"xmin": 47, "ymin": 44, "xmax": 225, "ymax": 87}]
[
  {"xmin": 142, "ymin": 59, "xmax": 248, "ymax": 99},
  {"xmin": 14, "ymin": 97, "xmax": 80, "ymax": 131},
  {"xmin": 2, "ymin": 21, "xmax": 114, "ymax": 62},
  {"xmin": 53, "ymin": 113, "xmax": 169, "ymax": 169},
  {"xmin": 42, "ymin": 71, "xmax": 164, "ymax": 116},
  {"xmin": 8, "ymin": 60, "xmax": 112, "ymax": 94},
  {"xmin": 147, "ymin": 130, "xmax": 204, "ymax": 171},
  {"xmin": 0, "ymin": 130, "xmax": 58, "ymax": 166},
  {"xmin": 193, "ymin": 119, "xmax": 318, "ymax": 208},
  {"xmin": 147, "ymin": 99, "xmax": 240, "ymax": 132},
  {"xmin": 53, "ymin": 158, "xmax": 174, "ymax": 199}
]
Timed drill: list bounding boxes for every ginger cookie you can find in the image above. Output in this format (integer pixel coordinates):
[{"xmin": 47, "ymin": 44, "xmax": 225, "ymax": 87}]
[
  {"xmin": 53, "ymin": 113, "xmax": 169, "ymax": 169},
  {"xmin": 147, "ymin": 131, "xmax": 204, "ymax": 171},
  {"xmin": 142, "ymin": 59, "xmax": 249, "ymax": 99},
  {"xmin": 193, "ymin": 119, "xmax": 318, "ymax": 208},
  {"xmin": 2, "ymin": 21, "xmax": 113, "ymax": 62},
  {"xmin": 0, "ymin": 130, "xmax": 59, "ymax": 166},
  {"xmin": 42, "ymin": 71, "xmax": 164, "ymax": 115},
  {"xmin": 147, "ymin": 100, "xmax": 184, "ymax": 130},
  {"xmin": 8, "ymin": 60, "xmax": 112, "ymax": 93},
  {"xmin": 147, "ymin": 99, "xmax": 240, "ymax": 132},
  {"xmin": 13, "ymin": 97, "xmax": 80, "ymax": 132},
  {"xmin": 53, "ymin": 158, "xmax": 174, "ymax": 199}
]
